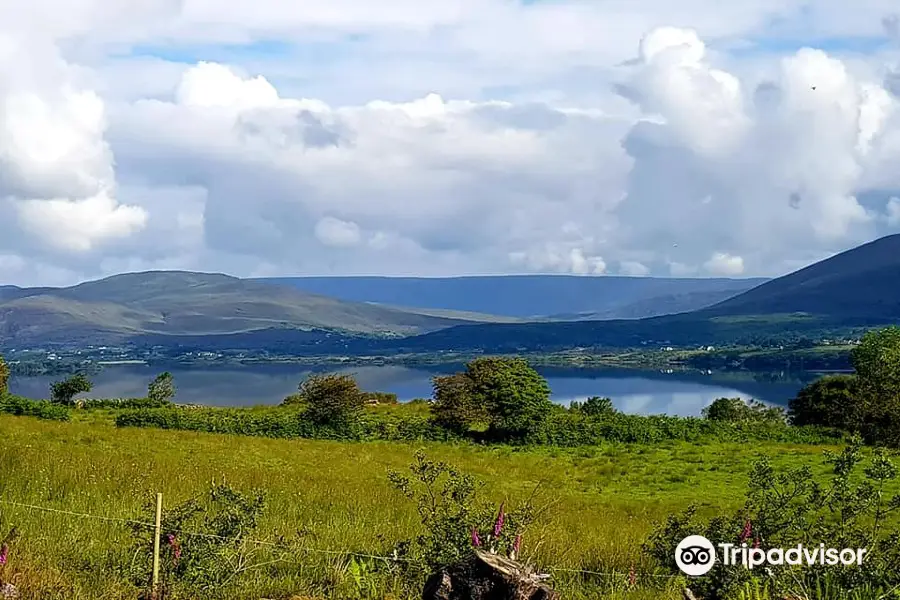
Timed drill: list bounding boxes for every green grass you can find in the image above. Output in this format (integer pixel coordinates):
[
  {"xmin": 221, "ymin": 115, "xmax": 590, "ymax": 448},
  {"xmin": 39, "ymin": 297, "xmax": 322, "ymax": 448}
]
[{"xmin": 0, "ymin": 413, "xmax": 854, "ymax": 600}]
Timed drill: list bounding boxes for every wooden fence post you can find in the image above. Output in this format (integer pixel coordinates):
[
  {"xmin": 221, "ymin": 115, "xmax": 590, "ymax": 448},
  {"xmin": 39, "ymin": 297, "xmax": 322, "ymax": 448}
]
[{"xmin": 152, "ymin": 492, "xmax": 163, "ymax": 598}]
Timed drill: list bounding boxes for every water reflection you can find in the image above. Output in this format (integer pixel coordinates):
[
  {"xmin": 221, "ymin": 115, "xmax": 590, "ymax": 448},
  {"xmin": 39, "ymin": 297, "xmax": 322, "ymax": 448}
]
[{"xmin": 9, "ymin": 364, "xmax": 814, "ymax": 417}]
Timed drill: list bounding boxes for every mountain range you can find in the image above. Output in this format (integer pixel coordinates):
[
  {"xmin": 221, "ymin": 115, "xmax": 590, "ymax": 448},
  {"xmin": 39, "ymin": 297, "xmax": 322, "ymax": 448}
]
[{"xmin": 1, "ymin": 234, "xmax": 898, "ymax": 350}]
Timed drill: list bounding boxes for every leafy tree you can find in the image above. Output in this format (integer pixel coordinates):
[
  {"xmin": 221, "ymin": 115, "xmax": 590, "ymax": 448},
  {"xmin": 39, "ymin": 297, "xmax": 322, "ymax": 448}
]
[
  {"xmin": 702, "ymin": 397, "xmax": 784, "ymax": 424},
  {"xmin": 569, "ymin": 396, "xmax": 616, "ymax": 417},
  {"xmin": 465, "ymin": 357, "xmax": 552, "ymax": 439},
  {"xmin": 848, "ymin": 327, "xmax": 900, "ymax": 445},
  {"xmin": 290, "ymin": 372, "xmax": 365, "ymax": 427},
  {"xmin": 788, "ymin": 374, "xmax": 860, "ymax": 430},
  {"xmin": 430, "ymin": 373, "xmax": 488, "ymax": 434},
  {"xmin": 50, "ymin": 373, "xmax": 92, "ymax": 406},
  {"xmin": 0, "ymin": 354, "xmax": 8, "ymax": 398},
  {"xmin": 148, "ymin": 372, "xmax": 176, "ymax": 404},
  {"xmin": 852, "ymin": 326, "xmax": 900, "ymax": 401}
]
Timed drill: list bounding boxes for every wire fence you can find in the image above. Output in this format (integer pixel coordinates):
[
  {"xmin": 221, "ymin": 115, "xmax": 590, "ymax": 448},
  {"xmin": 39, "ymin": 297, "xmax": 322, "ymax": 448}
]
[{"xmin": 0, "ymin": 497, "xmax": 682, "ymax": 582}]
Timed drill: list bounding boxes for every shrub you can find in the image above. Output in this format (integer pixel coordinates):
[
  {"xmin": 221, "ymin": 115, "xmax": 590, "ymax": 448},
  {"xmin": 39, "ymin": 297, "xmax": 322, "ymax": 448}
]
[
  {"xmin": 465, "ymin": 357, "xmax": 553, "ymax": 440},
  {"xmin": 569, "ymin": 396, "xmax": 617, "ymax": 417},
  {"xmin": 362, "ymin": 391, "xmax": 399, "ymax": 405},
  {"xmin": 430, "ymin": 373, "xmax": 488, "ymax": 434},
  {"xmin": 81, "ymin": 397, "xmax": 174, "ymax": 410},
  {"xmin": 0, "ymin": 355, "xmax": 8, "ymax": 397},
  {"xmin": 0, "ymin": 395, "xmax": 70, "ymax": 421},
  {"xmin": 128, "ymin": 483, "xmax": 284, "ymax": 596},
  {"xmin": 50, "ymin": 373, "xmax": 92, "ymax": 406},
  {"xmin": 789, "ymin": 374, "xmax": 860, "ymax": 430},
  {"xmin": 388, "ymin": 451, "xmax": 538, "ymax": 572},
  {"xmin": 702, "ymin": 397, "xmax": 785, "ymax": 424},
  {"xmin": 148, "ymin": 372, "xmax": 176, "ymax": 404},
  {"xmin": 645, "ymin": 436, "xmax": 900, "ymax": 599},
  {"xmin": 291, "ymin": 372, "xmax": 365, "ymax": 427}
]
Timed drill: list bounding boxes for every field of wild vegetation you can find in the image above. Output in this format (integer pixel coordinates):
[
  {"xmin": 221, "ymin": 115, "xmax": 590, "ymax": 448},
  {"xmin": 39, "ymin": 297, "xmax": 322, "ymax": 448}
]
[
  {"xmin": 0, "ymin": 413, "xmax": 867, "ymax": 600},
  {"xmin": 3, "ymin": 327, "xmax": 900, "ymax": 599}
]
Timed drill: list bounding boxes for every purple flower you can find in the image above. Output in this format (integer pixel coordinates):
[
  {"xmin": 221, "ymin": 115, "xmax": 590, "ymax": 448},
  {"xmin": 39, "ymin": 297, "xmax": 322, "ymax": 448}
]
[
  {"xmin": 739, "ymin": 520, "xmax": 752, "ymax": 544},
  {"xmin": 471, "ymin": 528, "xmax": 482, "ymax": 547},
  {"xmin": 512, "ymin": 534, "xmax": 521, "ymax": 554},
  {"xmin": 168, "ymin": 534, "xmax": 182, "ymax": 563},
  {"xmin": 493, "ymin": 503, "xmax": 505, "ymax": 537},
  {"xmin": 0, "ymin": 544, "xmax": 7, "ymax": 566}
]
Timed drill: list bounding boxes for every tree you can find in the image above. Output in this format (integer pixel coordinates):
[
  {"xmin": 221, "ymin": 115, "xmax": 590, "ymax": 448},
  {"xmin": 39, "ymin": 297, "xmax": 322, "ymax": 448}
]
[
  {"xmin": 788, "ymin": 374, "xmax": 860, "ymax": 429},
  {"xmin": 291, "ymin": 372, "xmax": 365, "ymax": 427},
  {"xmin": 430, "ymin": 373, "xmax": 488, "ymax": 434},
  {"xmin": 850, "ymin": 327, "xmax": 900, "ymax": 445},
  {"xmin": 148, "ymin": 372, "xmax": 176, "ymax": 404},
  {"xmin": 570, "ymin": 396, "xmax": 616, "ymax": 417},
  {"xmin": 465, "ymin": 357, "xmax": 552, "ymax": 439},
  {"xmin": 50, "ymin": 373, "xmax": 92, "ymax": 406},
  {"xmin": 0, "ymin": 354, "xmax": 8, "ymax": 398},
  {"xmin": 702, "ymin": 397, "xmax": 784, "ymax": 424}
]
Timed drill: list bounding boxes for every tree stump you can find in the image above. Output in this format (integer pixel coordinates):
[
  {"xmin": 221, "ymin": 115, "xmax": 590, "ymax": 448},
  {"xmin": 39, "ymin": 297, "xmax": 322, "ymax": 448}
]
[{"xmin": 422, "ymin": 549, "xmax": 559, "ymax": 600}]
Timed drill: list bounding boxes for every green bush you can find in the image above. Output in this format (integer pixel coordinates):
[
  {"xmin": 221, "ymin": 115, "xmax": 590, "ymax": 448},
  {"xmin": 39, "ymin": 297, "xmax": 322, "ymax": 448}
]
[
  {"xmin": 0, "ymin": 354, "xmax": 8, "ymax": 397},
  {"xmin": 115, "ymin": 406, "xmax": 456, "ymax": 443},
  {"xmin": 645, "ymin": 437, "xmax": 900, "ymax": 599},
  {"xmin": 702, "ymin": 397, "xmax": 785, "ymax": 424},
  {"xmin": 0, "ymin": 395, "xmax": 70, "ymax": 421},
  {"xmin": 288, "ymin": 373, "xmax": 366, "ymax": 427},
  {"xmin": 362, "ymin": 391, "xmax": 399, "ymax": 405},
  {"xmin": 569, "ymin": 396, "xmax": 617, "ymax": 417},
  {"xmin": 430, "ymin": 373, "xmax": 488, "ymax": 434},
  {"xmin": 529, "ymin": 411, "xmax": 843, "ymax": 446},
  {"xmin": 81, "ymin": 397, "xmax": 174, "ymax": 410},
  {"xmin": 789, "ymin": 374, "xmax": 860, "ymax": 430}
]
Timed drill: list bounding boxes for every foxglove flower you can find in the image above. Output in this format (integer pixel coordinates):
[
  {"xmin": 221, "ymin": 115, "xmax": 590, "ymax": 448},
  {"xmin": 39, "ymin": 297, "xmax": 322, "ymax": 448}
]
[
  {"xmin": 493, "ymin": 503, "xmax": 505, "ymax": 538},
  {"xmin": 0, "ymin": 544, "xmax": 7, "ymax": 566},
  {"xmin": 740, "ymin": 520, "xmax": 752, "ymax": 543},
  {"xmin": 471, "ymin": 528, "xmax": 482, "ymax": 547}
]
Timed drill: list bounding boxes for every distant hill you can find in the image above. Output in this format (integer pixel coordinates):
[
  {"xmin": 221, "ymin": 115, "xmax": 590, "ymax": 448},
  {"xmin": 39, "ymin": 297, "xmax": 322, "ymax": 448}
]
[
  {"xmin": 0, "ymin": 272, "xmax": 491, "ymax": 347},
  {"xmin": 254, "ymin": 275, "xmax": 766, "ymax": 319},
  {"xmin": 701, "ymin": 235, "xmax": 900, "ymax": 319},
  {"xmin": 370, "ymin": 235, "xmax": 900, "ymax": 353}
]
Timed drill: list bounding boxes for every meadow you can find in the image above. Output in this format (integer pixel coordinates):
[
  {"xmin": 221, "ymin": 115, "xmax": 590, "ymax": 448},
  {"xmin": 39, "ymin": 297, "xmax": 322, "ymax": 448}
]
[{"xmin": 0, "ymin": 412, "xmax": 857, "ymax": 600}]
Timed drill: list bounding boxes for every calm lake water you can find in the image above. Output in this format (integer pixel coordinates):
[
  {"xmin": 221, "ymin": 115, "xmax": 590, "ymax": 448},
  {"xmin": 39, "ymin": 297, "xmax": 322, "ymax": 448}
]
[{"xmin": 8, "ymin": 364, "xmax": 820, "ymax": 417}]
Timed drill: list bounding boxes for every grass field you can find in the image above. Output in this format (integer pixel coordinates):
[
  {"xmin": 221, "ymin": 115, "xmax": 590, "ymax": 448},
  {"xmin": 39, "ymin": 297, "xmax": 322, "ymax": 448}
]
[{"xmin": 0, "ymin": 413, "xmax": 856, "ymax": 600}]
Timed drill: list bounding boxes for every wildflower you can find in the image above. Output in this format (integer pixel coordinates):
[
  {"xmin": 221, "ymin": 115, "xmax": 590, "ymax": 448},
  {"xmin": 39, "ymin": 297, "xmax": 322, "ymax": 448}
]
[
  {"xmin": 752, "ymin": 537, "xmax": 760, "ymax": 549},
  {"xmin": 740, "ymin": 519, "xmax": 752, "ymax": 543},
  {"xmin": 167, "ymin": 534, "xmax": 182, "ymax": 564},
  {"xmin": 0, "ymin": 544, "xmax": 7, "ymax": 566},
  {"xmin": 628, "ymin": 564, "xmax": 636, "ymax": 587},
  {"xmin": 471, "ymin": 528, "xmax": 482, "ymax": 547},
  {"xmin": 512, "ymin": 534, "xmax": 522, "ymax": 555},
  {"xmin": 493, "ymin": 502, "xmax": 505, "ymax": 537}
]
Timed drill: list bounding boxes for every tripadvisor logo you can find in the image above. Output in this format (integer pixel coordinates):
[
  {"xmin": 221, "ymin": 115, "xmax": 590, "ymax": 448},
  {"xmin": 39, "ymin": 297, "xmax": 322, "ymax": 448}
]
[{"xmin": 675, "ymin": 535, "xmax": 867, "ymax": 576}]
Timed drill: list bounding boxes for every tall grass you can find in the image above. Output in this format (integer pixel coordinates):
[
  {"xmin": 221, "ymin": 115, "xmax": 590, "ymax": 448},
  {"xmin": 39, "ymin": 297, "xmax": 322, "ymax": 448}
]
[{"xmin": 0, "ymin": 414, "xmax": 855, "ymax": 600}]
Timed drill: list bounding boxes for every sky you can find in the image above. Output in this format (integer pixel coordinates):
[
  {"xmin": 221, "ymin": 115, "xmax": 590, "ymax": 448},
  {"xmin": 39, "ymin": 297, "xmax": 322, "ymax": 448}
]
[{"xmin": 3, "ymin": 1, "xmax": 900, "ymax": 286}]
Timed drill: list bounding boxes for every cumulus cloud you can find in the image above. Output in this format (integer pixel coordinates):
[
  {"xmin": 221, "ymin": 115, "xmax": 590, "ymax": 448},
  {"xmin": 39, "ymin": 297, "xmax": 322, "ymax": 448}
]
[
  {"xmin": 3, "ymin": 2, "xmax": 900, "ymax": 286},
  {"xmin": 703, "ymin": 252, "xmax": 745, "ymax": 276},
  {"xmin": 315, "ymin": 217, "xmax": 362, "ymax": 248}
]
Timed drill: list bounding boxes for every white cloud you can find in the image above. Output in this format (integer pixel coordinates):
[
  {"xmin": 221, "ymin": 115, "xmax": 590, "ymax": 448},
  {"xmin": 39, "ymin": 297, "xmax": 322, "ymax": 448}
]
[
  {"xmin": 620, "ymin": 261, "xmax": 650, "ymax": 277},
  {"xmin": 2, "ymin": 3, "xmax": 900, "ymax": 285},
  {"xmin": 703, "ymin": 252, "xmax": 745, "ymax": 275},
  {"xmin": 315, "ymin": 216, "xmax": 362, "ymax": 248}
]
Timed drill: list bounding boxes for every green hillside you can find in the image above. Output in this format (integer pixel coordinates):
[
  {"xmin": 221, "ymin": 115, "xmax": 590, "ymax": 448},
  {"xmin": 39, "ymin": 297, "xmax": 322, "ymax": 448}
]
[{"xmin": 0, "ymin": 272, "xmax": 490, "ymax": 346}]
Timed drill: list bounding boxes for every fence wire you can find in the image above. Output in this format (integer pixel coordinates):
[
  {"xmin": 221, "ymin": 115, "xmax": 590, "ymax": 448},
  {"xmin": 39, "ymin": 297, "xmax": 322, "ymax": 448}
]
[{"xmin": 0, "ymin": 497, "xmax": 682, "ymax": 579}]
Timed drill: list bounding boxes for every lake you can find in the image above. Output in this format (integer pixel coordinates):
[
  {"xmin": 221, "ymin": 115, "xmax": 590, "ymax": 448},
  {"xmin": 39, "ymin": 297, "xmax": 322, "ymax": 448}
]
[{"xmin": 8, "ymin": 364, "xmax": 819, "ymax": 417}]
